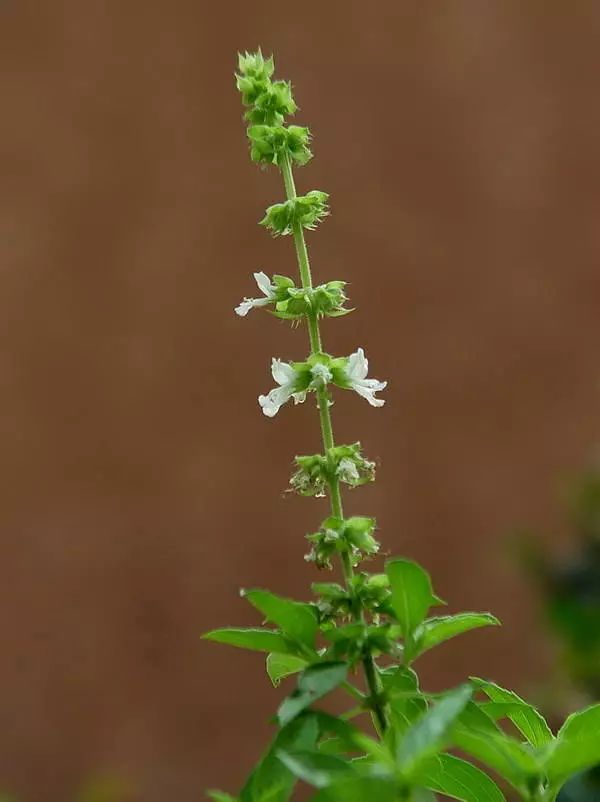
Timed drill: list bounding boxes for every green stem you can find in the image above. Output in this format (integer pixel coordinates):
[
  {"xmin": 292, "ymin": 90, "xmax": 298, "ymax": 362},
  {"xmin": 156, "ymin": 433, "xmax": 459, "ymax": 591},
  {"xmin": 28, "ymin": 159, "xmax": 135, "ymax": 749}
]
[
  {"xmin": 362, "ymin": 650, "xmax": 388, "ymax": 736},
  {"xmin": 279, "ymin": 151, "xmax": 388, "ymax": 734},
  {"xmin": 341, "ymin": 680, "xmax": 366, "ymax": 702}
]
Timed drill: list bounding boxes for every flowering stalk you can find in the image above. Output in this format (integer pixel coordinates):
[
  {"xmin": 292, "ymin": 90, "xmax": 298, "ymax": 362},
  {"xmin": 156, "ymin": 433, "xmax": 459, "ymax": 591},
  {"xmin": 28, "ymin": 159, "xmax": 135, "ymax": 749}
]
[
  {"xmin": 204, "ymin": 50, "xmax": 600, "ymax": 802},
  {"xmin": 278, "ymin": 148, "xmax": 388, "ymax": 733}
]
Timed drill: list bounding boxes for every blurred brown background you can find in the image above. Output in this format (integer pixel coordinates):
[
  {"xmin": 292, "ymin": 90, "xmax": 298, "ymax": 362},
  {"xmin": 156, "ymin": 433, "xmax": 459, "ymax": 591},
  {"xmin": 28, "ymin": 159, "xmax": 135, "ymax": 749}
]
[{"xmin": 1, "ymin": 2, "xmax": 600, "ymax": 800}]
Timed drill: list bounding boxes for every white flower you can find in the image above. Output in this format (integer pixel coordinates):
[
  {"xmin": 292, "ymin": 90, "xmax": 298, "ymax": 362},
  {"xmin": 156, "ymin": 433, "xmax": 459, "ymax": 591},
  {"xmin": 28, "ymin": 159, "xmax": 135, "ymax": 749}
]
[
  {"xmin": 258, "ymin": 358, "xmax": 306, "ymax": 417},
  {"xmin": 344, "ymin": 347, "xmax": 386, "ymax": 407},
  {"xmin": 337, "ymin": 457, "xmax": 360, "ymax": 483},
  {"xmin": 235, "ymin": 271, "xmax": 276, "ymax": 316}
]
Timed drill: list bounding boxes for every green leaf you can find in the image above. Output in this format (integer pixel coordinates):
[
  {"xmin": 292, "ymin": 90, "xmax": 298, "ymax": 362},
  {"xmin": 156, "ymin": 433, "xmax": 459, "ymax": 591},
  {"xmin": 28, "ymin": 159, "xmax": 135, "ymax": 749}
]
[
  {"xmin": 556, "ymin": 701, "xmax": 600, "ymax": 742},
  {"xmin": 380, "ymin": 664, "xmax": 421, "ymax": 692},
  {"xmin": 243, "ymin": 589, "xmax": 318, "ymax": 649},
  {"xmin": 276, "ymin": 750, "xmax": 352, "ymax": 788},
  {"xmin": 381, "ymin": 666, "xmax": 427, "ymax": 739},
  {"xmin": 207, "ymin": 793, "xmax": 238, "ymax": 802},
  {"xmin": 278, "ymin": 662, "xmax": 348, "ymax": 726},
  {"xmin": 452, "ymin": 702, "xmax": 541, "ymax": 793},
  {"xmin": 240, "ymin": 714, "xmax": 319, "ymax": 802},
  {"xmin": 413, "ymin": 753, "xmax": 507, "ymax": 802},
  {"xmin": 311, "ymin": 777, "xmax": 398, "ymax": 802},
  {"xmin": 470, "ymin": 677, "xmax": 553, "ymax": 748},
  {"xmin": 267, "ymin": 653, "xmax": 308, "ymax": 686},
  {"xmin": 387, "ymin": 693, "xmax": 428, "ymax": 751},
  {"xmin": 322, "ymin": 622, "xmax": 365, "ymax": 643},
  {"xmin": 397, "ymin": 684, "xmax": 473, "ymax": 774},
  {"xmin": 545, "ymin": 703, "xmax": 600, "ymax": 788},
  {"xmin": 310, "ymin": 711, "xmax": 391, "ymax": 765},
  {"xmin": 385, "ymin": 559, "xmax": 441, "ymax": 644},
  {"xmin": 202, "ymin": 628, "xmax": 294, "ymax": 654},
  {"xmin": 415, "ymin": 613, "xmax": 500, "ymax": 657}
]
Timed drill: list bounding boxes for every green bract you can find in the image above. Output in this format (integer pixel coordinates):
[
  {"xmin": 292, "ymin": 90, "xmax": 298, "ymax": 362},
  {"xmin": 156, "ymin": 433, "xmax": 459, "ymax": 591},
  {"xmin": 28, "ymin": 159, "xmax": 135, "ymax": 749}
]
[
  {"xmin": 245, "ymin": 80, "xmax": 297, "ymax": 126},
  {"xmin": 237, "ymin": 50, "xmax": 275, "ymax": 81},
  {"xmin": 248, "ymin": 124, "xmax": 312, "ymax": 166},
  {"xmin": 305, "ymin": 516, "xmax": 379, "ymax": 570},
  {"xmin": 261, "ymin": 191, "xmax": 329, "ymax": 236},
  {"xmin": 290, "ymin": 443, "xmax": 376, "ymax": 498},
  {"xmin": 273, "ymin": 280, "xmax": 351, "ymax": 320},
  {"xmin": 204, "ymin": 49, "xmax": 600, "ymax": 802},
  {"xmin": 236, "ymin": 50, "xmax": 296, "ymax": 127}
]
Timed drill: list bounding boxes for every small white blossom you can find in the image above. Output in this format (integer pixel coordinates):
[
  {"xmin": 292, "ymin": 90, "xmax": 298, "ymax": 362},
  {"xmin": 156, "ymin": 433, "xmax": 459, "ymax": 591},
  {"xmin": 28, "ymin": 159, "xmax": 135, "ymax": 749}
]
[
  {"xmin": 310, "ymin": 362, "xmax": 333, "ymax": 387},
  {"xmin": 337, "ymin": 457, "xmax": 360, "ymax": 483},
  {"xmin": 344, "ymin": 347, "xmax": 386, "ymax": 407},
  {"xmin": 235, "ymin": 271, "xmax": 276, "ymax": 316},
  {"xmin": 258, "ymin": 358, "xmax": 306, "ymax": 417}
]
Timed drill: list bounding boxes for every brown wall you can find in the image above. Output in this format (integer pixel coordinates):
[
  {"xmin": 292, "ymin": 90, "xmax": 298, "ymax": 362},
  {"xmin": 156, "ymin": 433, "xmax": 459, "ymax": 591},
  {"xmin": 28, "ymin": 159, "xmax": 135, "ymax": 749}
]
[{"xmin": 1, "ymin": 2, "xmax": 600, "ymax": 800}]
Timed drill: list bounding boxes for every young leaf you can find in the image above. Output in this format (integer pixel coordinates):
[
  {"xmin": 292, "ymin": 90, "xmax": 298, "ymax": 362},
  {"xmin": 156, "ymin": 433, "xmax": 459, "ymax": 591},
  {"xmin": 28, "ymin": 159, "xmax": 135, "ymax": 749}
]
[
  {"xmin": 556, "ymin": 701, "xmax": 600, "ymax": 742},
  {"xmin": 208, "ymin": 793, "xmax": 238, "ymax": 802},
  {"xmin": 310, "ymin": 777, "xmax": 398, "ymax": 802},
  {"xmin": 203, "ymin": 628, "xmax": 294, "ymax": 654},
  {"xmin": 322, "ymin": 622, "xmax": 365, "ymax": 643},
  {"xmin": 412, "ymin": 753, "xmax": 507, "ymax": 802},
  {"xmin": 452, "ymin": 702, "xmax": 541, "ymax": 793},
  {"xmin": 276, "ymin": 749, "xmax": 352, "ymax": 788},
  {"xmin": 240, "ymin": 713, "xmax": 319, "ymax": 802},
  {"xmin": 470, "ymin": 677, "xmax": 553, "ymax": 748},
  {"xmin": 243, "ymin": 589, "xmax": 318, "ymax": 649},
  {"xmin": 381, "ymin": 666, "xmax": 427, "ymax": 739},
  {"xmin": 385, "ymin": 559, "xmax": 441, "ymax": 642},
  {"xmin": 267, "ymin": 653, "xmax": 308, "ymax": 686},
  {"xmin": 310, "ymin": 710, "xmax": 392, "ymax": 765},
  {"xmin": 277, "ymin": 662, "xmax": 348, "ymax": 726},
  {"xmin": 414, "ymin": 613, "xmax": 500, "ymax": 657},
  {"xmin": 380, "ymin": 664, "xmax": 421, "ymax": 694},
  {"xmin": 397, "ymin": 684, "xmax": 473, "ymax": 774},
  {"xmin": 545, "ymin": 703, "xmax": 600, "ymax": 788}
]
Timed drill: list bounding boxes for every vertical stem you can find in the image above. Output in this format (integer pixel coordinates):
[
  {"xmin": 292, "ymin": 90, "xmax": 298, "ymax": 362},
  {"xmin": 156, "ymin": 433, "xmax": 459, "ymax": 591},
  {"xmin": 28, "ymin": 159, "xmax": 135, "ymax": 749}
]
[
  {"xmin": 362, "ymin": 649, "xmax": 388, "ymax": 736},
  {"xmin": 279, "ymin": 151, "xmax": 388, "ymax": 734}
]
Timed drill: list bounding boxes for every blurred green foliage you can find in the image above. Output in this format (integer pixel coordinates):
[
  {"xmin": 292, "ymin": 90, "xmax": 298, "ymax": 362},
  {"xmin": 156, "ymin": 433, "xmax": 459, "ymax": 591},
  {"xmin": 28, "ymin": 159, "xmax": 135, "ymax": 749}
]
[{"xmin": 521, "ymin": 468, "xmax": 600, "ymax": 801}]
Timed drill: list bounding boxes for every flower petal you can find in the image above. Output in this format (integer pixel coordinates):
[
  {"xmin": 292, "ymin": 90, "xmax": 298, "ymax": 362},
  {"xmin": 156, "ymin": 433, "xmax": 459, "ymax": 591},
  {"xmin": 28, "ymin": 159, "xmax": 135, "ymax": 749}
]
[
  {"xmin": 358, "ymin": 378, "xmax": 387, "ymax": 392},
  {"xmin": 254, "ymin": 271, "xmax": 273, "ymax": 297},
  {"xmin": 271, "ymin": 358, "xmax": 296, "ymax": 387},
  {"xmin": 258, "ymin": 385, "xmax": 294, "ymax": 417},
  {"xmin": 235, "ymin": 296, "xmax": 270, "ymax": 316},
  {"xmin": 345, "ymin": 347, "xmax": 368, "ymax": 381},
  {"xmin": 351, "ymin": 381, "xmax": 386, "ymax": 407},
  {"xmin": 235, "ymin": 298, "xmax": 255, "ymax": 316}
]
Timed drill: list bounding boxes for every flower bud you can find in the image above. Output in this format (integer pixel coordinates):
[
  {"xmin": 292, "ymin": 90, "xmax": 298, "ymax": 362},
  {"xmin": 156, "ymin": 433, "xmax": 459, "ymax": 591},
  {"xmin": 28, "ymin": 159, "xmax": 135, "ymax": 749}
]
[{"xmin": 237, "ymin": 50, "xmax": 275, "ymax": 81}]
